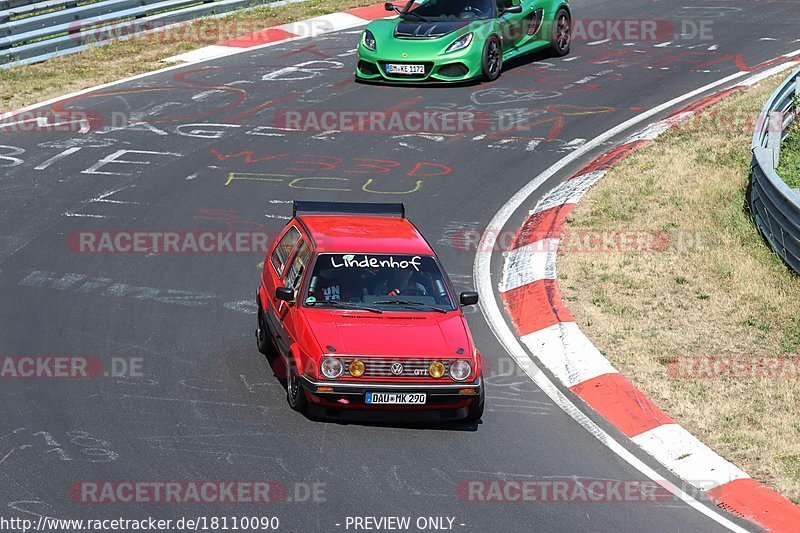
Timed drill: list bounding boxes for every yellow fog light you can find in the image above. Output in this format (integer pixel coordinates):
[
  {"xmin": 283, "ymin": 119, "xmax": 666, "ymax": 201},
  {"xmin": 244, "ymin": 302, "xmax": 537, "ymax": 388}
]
[
  {"xmin": 428, "ymin": 361, "xmax": 445, "ymax": 379},
  {"xmin": 349, "ymin": 360, "xmax": 366, "ymax": 377},
  {"xmin": 459, "ymin": 388, "xmax": 476, "ymax": 395}
]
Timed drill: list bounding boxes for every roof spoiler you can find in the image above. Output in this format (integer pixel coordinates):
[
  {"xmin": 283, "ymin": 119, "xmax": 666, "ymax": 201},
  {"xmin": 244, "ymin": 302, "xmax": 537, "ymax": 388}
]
[{"xmin": 292, "ymin": 201, "xmax": 405, "ymax": 219}]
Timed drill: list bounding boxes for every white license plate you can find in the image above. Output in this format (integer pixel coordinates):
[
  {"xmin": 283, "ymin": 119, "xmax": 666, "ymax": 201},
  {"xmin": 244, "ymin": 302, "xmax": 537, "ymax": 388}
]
[
  {"xmin": 386, "ymin": 63, "xmax": 425, "ymax": 75},
  {"xmin": 366, "ymin": 392, "xmax": 426, "ymax": 405}
]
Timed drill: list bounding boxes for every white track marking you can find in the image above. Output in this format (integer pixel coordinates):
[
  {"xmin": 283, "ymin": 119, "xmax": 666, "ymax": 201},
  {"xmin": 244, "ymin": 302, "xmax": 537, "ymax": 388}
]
[
  {"xmin": 519, "ymin": 322, "xmax": 618, "ymax": 387},
  {"xmin": 499, "ymin": 238, "xmax": 558, "ymax": 291},
  {"xmin": 473, "ymin": 51, "xmax": 800, "ymax": 532},
  {"xmin": 167, "ymin": 45, "xmax": 244, "ymax": 63},
  {"xmin": 277, "ymin": 13, "xmax": 366, "ymax": 38},
  {"xmin": 631, "ymin": 424, "xmax": 749, "ymax": 491}
]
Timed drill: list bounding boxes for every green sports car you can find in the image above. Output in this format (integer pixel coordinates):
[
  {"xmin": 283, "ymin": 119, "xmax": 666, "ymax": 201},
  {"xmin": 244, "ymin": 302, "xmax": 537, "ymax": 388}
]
[{"xmin": 355, "ymin": 0, "xmax": 571, "ymax": 83}]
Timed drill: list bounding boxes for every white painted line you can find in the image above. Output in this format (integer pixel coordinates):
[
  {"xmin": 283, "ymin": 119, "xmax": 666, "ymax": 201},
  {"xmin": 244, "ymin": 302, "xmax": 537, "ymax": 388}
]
[
  {"xmin": 499, "ymin": 238, "xmax": 558, "ymax": 292},
  {"xmin": 520, "ymin": 322, "xmax": 618, "ymax": 387},
  {"xmin": 626, "ymin": 119, "xmax": 673, "ymax": 142},
  {"xmin": 626, "ymin": 113, "xmax": 694, "ymax": 143},
  {"xmin": 63, "ymin": 212, "xmax": 106, "ymax": 218},
  {"xmin": 165, "ymin": 45, "xmax": 249, "ymax": 63},
  {"xmin": 530, "ymin": 170, "xmax": 606, "ymax": 215},
  {"xmin": 525, "ymin": 139, "xmax": 541, "ymax": 152},
  {"xmin": 586, "ymin": 39, "xmax": 610, "ymax": 46},
  {"xmin": 632, "ymin": 424, "xmax": 750, "ymax": 491},
  {"xmin": 276, "ymin": 13, "xmax": 368, "ymax": 37},
  {"xmin": 473, "ymin": 52, "xmax": 800, "ymax": 533}
]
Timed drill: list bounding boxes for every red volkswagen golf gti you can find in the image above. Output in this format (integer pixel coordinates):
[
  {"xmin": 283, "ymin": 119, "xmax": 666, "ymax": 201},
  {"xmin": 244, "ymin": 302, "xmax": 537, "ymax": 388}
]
[{"xmin": 256, "ymin": 201, "xmax": 484, "ymax": 421}]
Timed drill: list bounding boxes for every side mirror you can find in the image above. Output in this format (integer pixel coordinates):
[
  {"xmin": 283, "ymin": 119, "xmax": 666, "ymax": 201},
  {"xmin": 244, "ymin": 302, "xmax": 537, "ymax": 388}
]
[
  {"xmin": 460, "ymin": 291, "xmax": 479, "ymax": 306},
  {"xmin": 276, "ymin": 287, "xmax": 295, "ymax": 302},
  {"xmin": 385, "ymin": 2, "xmax": 395, "ymax": 10},
  {"xmin": 501, "ymin": 5, "xmax": 523, "ymax": 14}
]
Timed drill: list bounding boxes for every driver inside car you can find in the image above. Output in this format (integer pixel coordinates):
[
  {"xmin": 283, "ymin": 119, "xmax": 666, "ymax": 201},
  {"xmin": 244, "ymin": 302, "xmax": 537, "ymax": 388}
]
[
  {"xmin": 414, "ymin": 0, "xmax": 484, "ymax": 19},
  {"xmin": 380, "ymin": 269, "xmax": 429, "ymax": 297}
]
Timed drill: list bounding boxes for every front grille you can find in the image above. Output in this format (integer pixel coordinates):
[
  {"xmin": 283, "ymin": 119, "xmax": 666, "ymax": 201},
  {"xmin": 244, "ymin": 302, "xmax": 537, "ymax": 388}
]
[{"xmin": 343, "ymin": 358, "xmax": 451, "ymax": 378}]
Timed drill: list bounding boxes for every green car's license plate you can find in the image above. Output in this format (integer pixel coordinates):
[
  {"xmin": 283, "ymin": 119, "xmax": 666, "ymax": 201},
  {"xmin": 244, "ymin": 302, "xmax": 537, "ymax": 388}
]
[{"xmin": 386, "ymin": 64, "xmax": 425, "ymax": 75}]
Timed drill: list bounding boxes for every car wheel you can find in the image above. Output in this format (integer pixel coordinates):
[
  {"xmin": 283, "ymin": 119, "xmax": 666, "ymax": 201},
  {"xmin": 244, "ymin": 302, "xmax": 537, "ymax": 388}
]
[
  {"xmin": 286, "ymin": 361, "xmax": 308, "ymax": 413},
  {"xmin": 465, "ymin": 381, "xmax": 485, "ymax": 422},
  {"xmin": 481, "ymin": 36, "xmax": 502, "ymax": 82},
  {"xmin": 256, "ymin": 309, "xmax": 277, "ymax": 360},
  {"xmin": 550, "ymin": 8, "xmax": 571, "ymax": 57}
]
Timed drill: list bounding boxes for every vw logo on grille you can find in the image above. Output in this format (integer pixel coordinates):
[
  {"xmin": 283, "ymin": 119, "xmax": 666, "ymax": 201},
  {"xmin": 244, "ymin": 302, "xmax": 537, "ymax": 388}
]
[{"xmin": 390, "ymin": 362, "xmax": 404, "ymax": 375}]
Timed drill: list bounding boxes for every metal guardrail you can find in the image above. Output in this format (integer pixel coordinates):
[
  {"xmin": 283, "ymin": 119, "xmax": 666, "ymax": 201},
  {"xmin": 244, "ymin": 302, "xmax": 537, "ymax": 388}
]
[
  {"xmin": 0, "ymin": 0, "xmax": 281, "ymax": 67},
  {"xmin": 750, "ymin": 67, "xmax": 800, "ymax": 273},
  {"xmin": 0, "ymin": 0, "xmax": 49, "ymax": 11}
]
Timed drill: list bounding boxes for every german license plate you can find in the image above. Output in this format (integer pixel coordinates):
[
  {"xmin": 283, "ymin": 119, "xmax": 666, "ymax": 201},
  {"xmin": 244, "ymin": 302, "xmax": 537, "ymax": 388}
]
[
  {"xmin": 366, "ymin": 392, "xmax": 426, "ymax": 404},
  {"xmin": 386, "ymin": 63, "xmax": 425, "ymax": 75}
]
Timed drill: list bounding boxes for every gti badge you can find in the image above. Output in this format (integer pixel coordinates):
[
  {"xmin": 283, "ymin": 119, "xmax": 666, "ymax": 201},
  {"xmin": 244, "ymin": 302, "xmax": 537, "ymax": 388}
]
[{"xmin": 390, "ymin": 362, "xmax": 404, "ymax": 375}]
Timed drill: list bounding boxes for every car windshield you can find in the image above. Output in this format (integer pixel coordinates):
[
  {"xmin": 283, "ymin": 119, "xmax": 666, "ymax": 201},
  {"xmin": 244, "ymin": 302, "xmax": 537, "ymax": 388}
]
[
  {"xmin": 304, "ymin": 253, "xmax": 457, "ymax": 311},
  {"xmin": 401, "ymin": 0, "xmax": 495, "ymax": 21}
]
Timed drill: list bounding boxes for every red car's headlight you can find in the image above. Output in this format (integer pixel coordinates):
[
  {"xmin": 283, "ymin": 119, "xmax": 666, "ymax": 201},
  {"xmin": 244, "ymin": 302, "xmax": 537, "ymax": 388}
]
[
  {"xmin": 321, "ymin": 358, "xmax": 344, "ymax": 379},
  {"xmin": 450, "ymin": 360, "xmax": 472, "ymax": 381}
]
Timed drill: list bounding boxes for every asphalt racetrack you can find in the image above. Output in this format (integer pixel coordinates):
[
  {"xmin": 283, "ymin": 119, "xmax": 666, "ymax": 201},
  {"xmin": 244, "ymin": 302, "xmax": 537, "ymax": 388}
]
[{"xmin": 1, "ymin": 0, "xmax": 799, "ymax": 531}]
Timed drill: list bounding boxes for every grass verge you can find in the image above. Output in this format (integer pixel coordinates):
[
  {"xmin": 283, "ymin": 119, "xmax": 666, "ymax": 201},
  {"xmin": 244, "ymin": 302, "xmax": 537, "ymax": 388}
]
[
  {"xmin": 778, "ymin": 103, "xmax": 800, "ymax": 189},
  {"xmin": 558, "ymin": 74, "xmax": 800, "ymax": 503},
  {"xmin": 0, "ymin": 0, "xmax": 376, "ymax": 111}
]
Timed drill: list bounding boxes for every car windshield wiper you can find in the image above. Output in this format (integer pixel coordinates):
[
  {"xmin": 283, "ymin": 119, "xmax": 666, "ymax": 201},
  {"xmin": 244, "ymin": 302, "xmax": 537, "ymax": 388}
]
[
  {"xmin": 372, "ymin": 299, "xmax": 448, "ymax": 313},
  {"xmin": 400, "ymin": 9, "xmax": 429, "ymax": 22},
  {"xmin": 309, "ymin": 300, "xmax": 383, "ymax": 314}
]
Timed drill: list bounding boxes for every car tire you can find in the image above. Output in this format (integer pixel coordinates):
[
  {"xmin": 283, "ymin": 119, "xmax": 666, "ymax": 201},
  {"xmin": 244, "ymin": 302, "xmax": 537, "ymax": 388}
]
[
  {"xmin": 481, "ymin": 36, "xmax": 503, "ymax": 82},
  {"xmin": 256, "ymin": 309, "xmax": 277, "ymax": 360},
  {"xmin": 549, "ymin": 8, "xmax": 571, "ymax": 57},
  {"xmin": 465, "ymin": 381, "xmax": 485, "ymax": 422},
  {"xmin": 286, "ymin": 361, "xmax": 308, "ymax": 413}
]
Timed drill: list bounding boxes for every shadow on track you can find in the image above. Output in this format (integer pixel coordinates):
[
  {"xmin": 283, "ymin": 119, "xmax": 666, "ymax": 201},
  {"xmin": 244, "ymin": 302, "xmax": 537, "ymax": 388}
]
[{"xmin": 265, "ymin": 356, "xmax": 482, "ymax": 432}]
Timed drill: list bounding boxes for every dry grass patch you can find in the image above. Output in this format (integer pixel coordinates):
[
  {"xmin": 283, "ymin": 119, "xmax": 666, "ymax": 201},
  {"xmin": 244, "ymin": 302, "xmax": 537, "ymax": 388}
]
[
  {"xmin": 778, "ymin": 104, "xmax": 800, "ymax": 189},
  {"xmin": 558, "ymin": 74, "xmax": 800, "ymax": 503},
  {"xmin": 0, "ymin": 0, "xmax": 376, "ymax": 110}
]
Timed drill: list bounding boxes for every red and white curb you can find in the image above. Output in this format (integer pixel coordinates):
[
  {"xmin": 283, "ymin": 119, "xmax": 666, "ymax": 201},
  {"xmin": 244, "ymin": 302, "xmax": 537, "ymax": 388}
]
[
  {"xmin": 165, "ymin": 3, "xmax": 389, "ymax": 63},
  {"xmin": 499, "ymin": 63, "xmax": 800, "ymax": 532}
]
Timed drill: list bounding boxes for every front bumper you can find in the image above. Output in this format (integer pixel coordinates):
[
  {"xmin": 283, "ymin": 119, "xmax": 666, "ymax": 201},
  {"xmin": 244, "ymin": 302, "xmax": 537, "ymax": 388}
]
[
  {"xmin": 355, "ymin": 42, "xmax": 482, "ymax": 83},
  {"xmin": 300, "ymin": 375, "xmax": 482, "ymax": 410}
]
